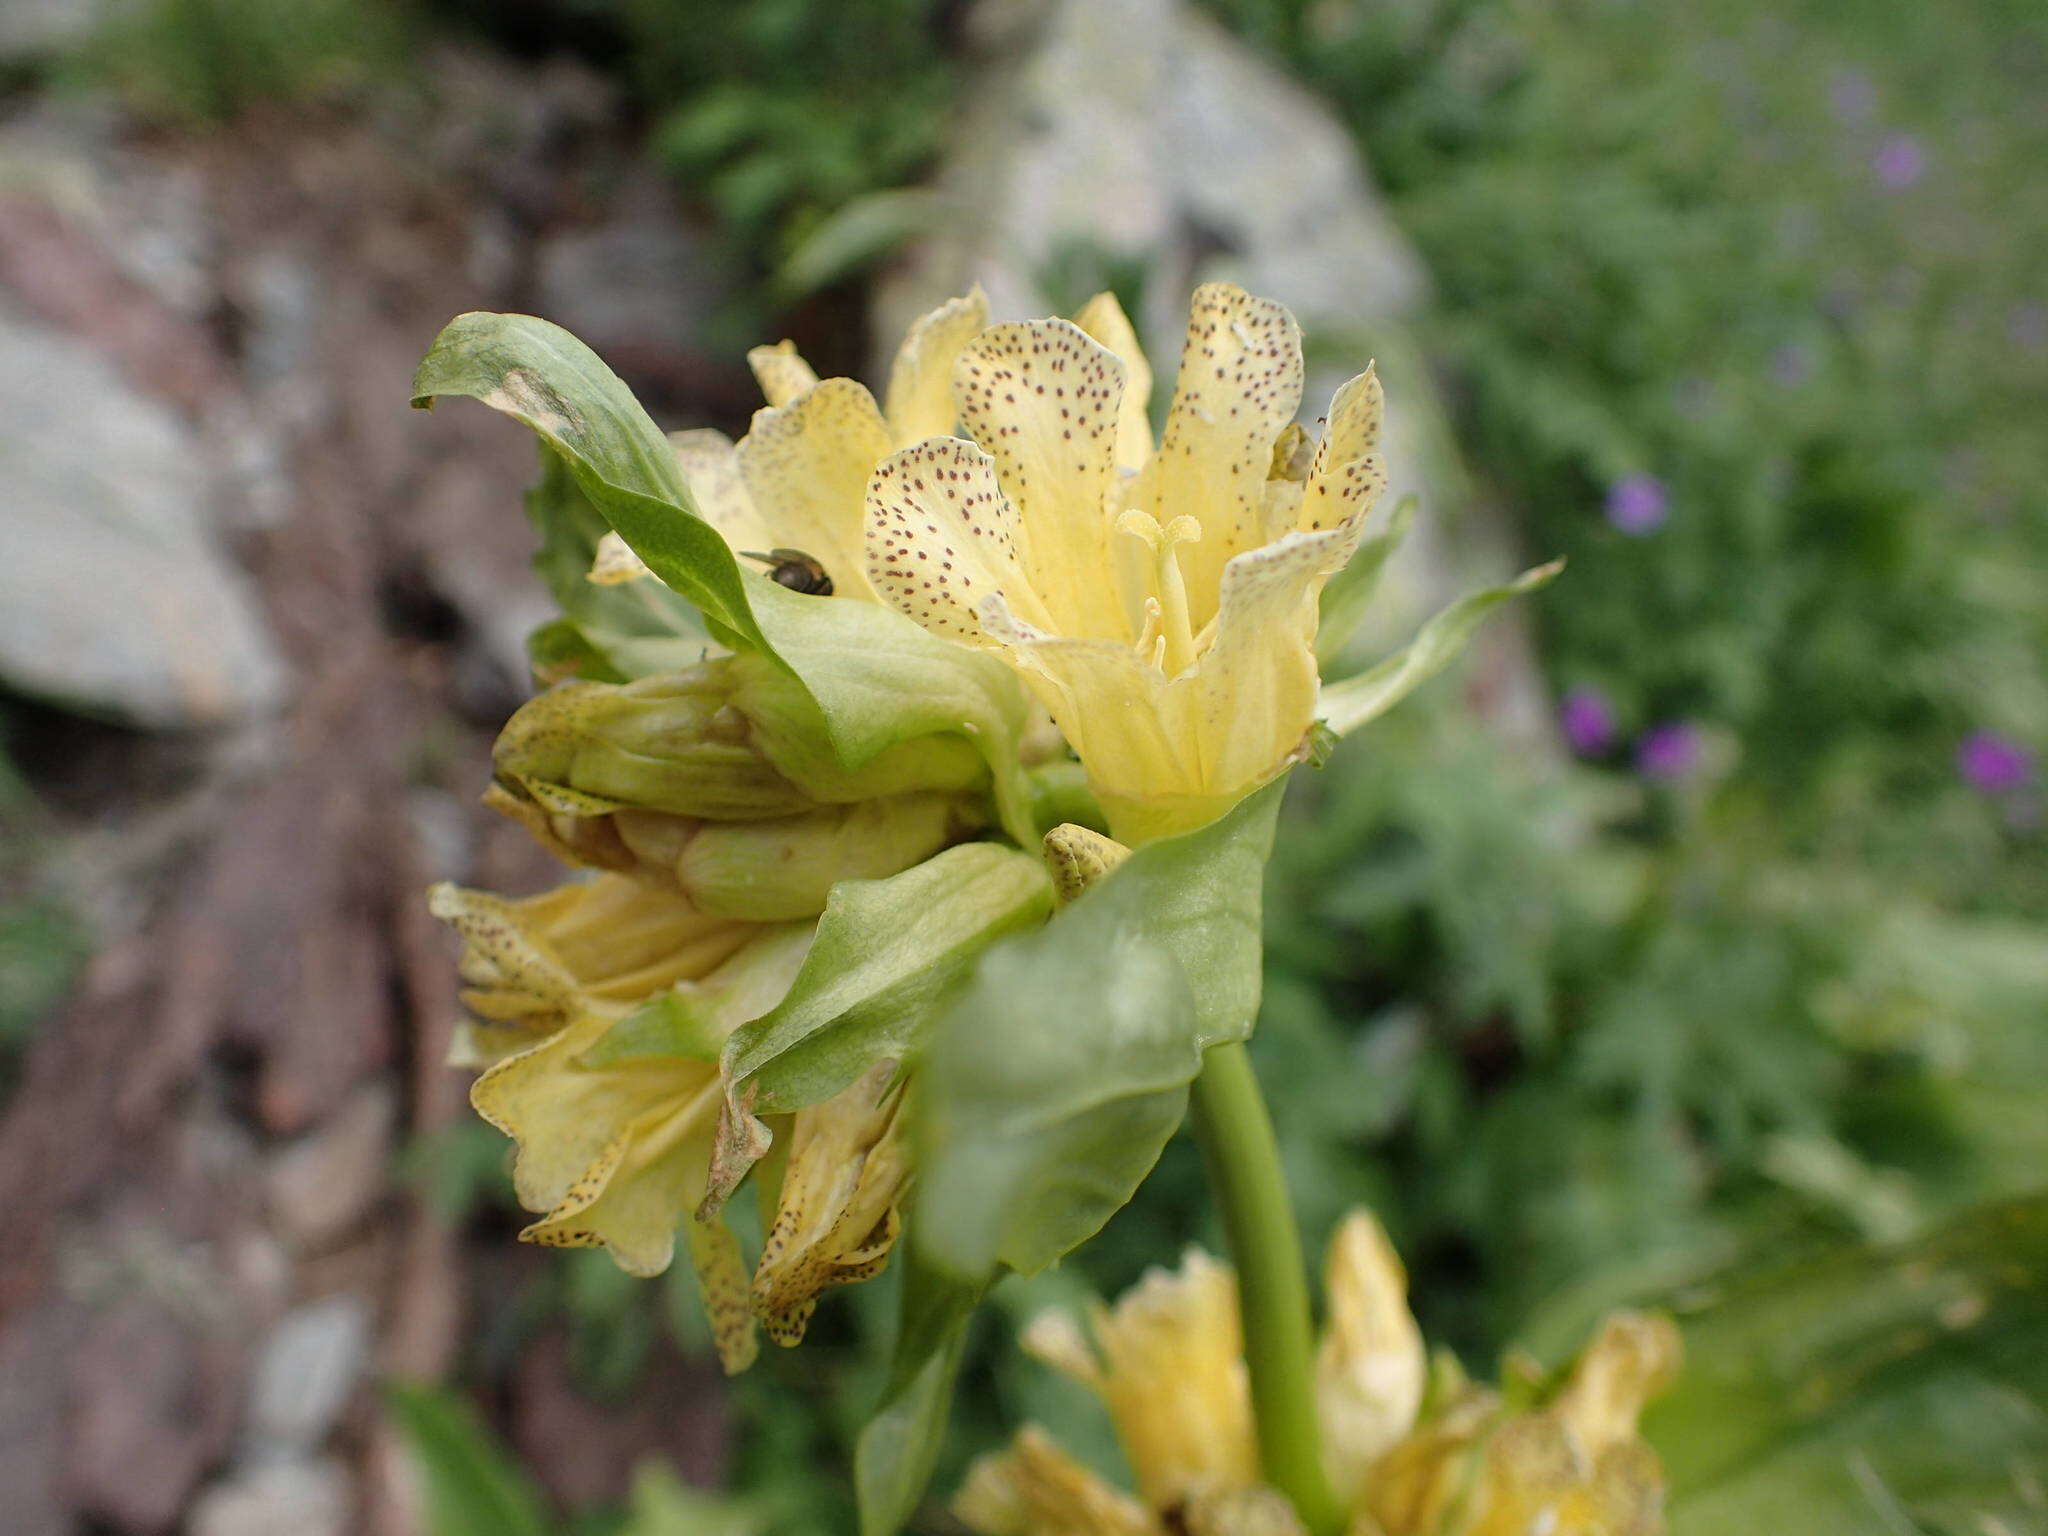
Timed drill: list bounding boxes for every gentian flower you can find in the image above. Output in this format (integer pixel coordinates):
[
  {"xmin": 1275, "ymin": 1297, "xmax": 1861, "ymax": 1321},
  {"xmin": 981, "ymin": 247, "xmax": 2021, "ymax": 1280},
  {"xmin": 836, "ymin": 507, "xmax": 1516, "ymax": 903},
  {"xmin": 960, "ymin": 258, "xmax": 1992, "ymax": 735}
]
[
  {"xmin": 955, "ymin": 1210, "xmax": 1678, "ymax": 1535},
  {"xmin": 864, "ymin": 283, "xmax": 1389, "ymax": 843}
]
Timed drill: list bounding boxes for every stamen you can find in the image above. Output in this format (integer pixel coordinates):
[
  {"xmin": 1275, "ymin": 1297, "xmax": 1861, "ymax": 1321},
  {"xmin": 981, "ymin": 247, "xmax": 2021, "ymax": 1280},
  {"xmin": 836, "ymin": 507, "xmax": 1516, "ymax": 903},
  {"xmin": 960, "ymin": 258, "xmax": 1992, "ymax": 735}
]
[{"xmin": 1116, "ymin": 510, "xmax": 1202, "ymax": 674}]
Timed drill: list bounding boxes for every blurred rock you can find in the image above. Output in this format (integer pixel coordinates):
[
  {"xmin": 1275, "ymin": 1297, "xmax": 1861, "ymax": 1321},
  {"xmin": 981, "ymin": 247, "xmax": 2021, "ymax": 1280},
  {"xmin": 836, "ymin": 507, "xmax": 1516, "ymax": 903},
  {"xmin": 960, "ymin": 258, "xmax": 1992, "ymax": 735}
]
[
  {"xmin": 65, "ymin": 1297, "xmax": 240, "ymax": 1532},
  {"xmin": 188, "ymin": 1456, "xmax": 353, "ymax": 1536},
  {"xmin": 533, "ymin": 162, "xmax": 736, "ymax": 409},
  {"xmin": 0, "ymin": 309, "xmax": 285, "ymax": 726},
  {"xmin": 266, "ymin": 1084, "xmax": 397, "ymax": 1250},
  {"xmin": 0, "ymin": 0, "xmax": 110, "ymax": 61},
  {"xmin": 245, "ymin": 1296, "xmax": 373, "ymax": 1456}
]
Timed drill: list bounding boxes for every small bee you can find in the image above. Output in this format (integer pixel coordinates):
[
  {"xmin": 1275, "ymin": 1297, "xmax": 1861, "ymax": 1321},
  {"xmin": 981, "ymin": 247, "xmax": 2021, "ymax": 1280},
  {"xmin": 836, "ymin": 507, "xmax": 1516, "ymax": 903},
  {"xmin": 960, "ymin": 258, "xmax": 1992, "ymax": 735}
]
[{"xmin": 744, "ymin": 548, "xmax": 834, "ymax": 596}]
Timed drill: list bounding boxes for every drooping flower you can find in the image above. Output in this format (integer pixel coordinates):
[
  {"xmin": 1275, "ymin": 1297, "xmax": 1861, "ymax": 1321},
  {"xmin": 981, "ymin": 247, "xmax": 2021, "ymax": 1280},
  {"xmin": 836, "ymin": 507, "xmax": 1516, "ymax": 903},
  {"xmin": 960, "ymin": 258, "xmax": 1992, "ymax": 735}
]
[
  {"xmin": 955, "ymin": 1209, "xmax": 1678, "ymax": 1536},
  {"xmin": 861, "ymin": 282, "xmax": 1389, "ymax": 843}
]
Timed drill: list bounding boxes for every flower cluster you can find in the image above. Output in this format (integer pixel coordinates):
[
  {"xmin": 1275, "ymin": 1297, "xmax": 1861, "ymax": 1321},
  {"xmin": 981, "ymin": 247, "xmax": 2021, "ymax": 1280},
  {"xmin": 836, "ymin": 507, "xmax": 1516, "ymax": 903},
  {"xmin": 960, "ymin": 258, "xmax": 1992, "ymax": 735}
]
[{"xmin": 956, "ymin": 1210, "xmax": 1680, "ymax": 1536}]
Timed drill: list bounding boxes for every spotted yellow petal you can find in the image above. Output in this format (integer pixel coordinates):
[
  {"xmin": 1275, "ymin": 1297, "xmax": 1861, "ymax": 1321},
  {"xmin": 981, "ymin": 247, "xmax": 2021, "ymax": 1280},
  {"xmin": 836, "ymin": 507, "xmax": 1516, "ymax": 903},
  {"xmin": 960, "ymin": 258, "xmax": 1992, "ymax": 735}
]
[
  {"xmin": 746, "ymin": 339, "xmax": 818, "ymax": 407},
  {"xmin": 954, "ymin": 319, "xmax": 1130, "ymax": 640},
  {"xmin": 1299, "ymin": 368, "xmax": 1387, "ymax": 536},
  {"xmin": 865, "ymin": 436, "xmax": 1048, "ymax": 644},
  {"xmin": 1139, "ymin": 283, "xmax": 1303, "ymax": 628},
  {"xmin": 1072, "ymin": 290, "xmax": 1155, "ymax": 474},
  {"xmin": 751, "ymin": 1063, "xmax": 910, "ymax": 1345},
  {"xmin": 737, "ymin": 378, "xmax": 893, "ymax": 601},
  {"xmin": 883, "ymin": 286, "xmax": 990, "ymax": 447}
]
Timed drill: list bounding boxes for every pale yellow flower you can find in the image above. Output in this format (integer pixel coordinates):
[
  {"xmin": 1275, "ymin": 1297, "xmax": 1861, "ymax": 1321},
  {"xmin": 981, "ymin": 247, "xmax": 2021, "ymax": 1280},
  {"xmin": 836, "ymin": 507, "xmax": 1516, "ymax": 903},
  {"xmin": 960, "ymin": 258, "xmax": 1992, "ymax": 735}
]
[
  {"xmin": 428, "ymin": 873, "xmax": 756, "ymax": 1065},
  {"xmin": 432, "ymin": 877, "xmax": 932, "ymax": 1366},
  {"xmin": 956, "ymin": 1210, "xmax": 1678, "ymax": 1536},
  {"xmin": 1016, "ymin": 1247, "xmax": 1258, "ymax": 1510},
  {"xmin": 592, "ymin": 289, "xmax": 993, "ymax": 600},
  {"xmin": 865, "ymin": 282, "xmax": 1387, "ymax": 843}
]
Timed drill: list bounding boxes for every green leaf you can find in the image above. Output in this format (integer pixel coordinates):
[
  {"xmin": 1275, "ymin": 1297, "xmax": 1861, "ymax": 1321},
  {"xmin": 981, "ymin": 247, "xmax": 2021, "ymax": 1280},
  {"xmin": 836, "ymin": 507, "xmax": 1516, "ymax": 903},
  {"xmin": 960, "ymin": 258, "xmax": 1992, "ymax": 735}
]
[
  {"xmin": 525, "ymin": 445, "xmax": 711, "ymax": 681},
  {"xmin": 914, "ymin": 783, "xmax": 1286, "ymax": 1282},
  {"xmin": 727, "ymin": 592, "xmax": 1038, "ymax": 844},
  {"xmin": 1316, "ymin": 493, "xmax": 1418, "ymax": 669},
  {"xmin": 384, "ymin": 1382, "xmax": 552, "ymax": 1536},
  {"xmin": 854, "ymin": 1249, "xmax": 986, "ymax": 1536},
  {"xmin": 1649, "ymin": 1193, "xmax": 2048, "ymax": 1536},
  {"xmin": 411, "ymin": 312, "xmax": 1037, "ymax": 840},
  {"xmin": 411, "ymin": 312, "xmax": 765, "ymax": 651},
  {"xmin": 1318, "ymin": 559, "xmax": 1562, "ymax": 737},
  {"xmin": 772, "ymin": 187, "xmax": 941, "ymax": 301},
  {"xmin": 724, "ymin": 842, "xmax": 1055, "ymax": 1113}
]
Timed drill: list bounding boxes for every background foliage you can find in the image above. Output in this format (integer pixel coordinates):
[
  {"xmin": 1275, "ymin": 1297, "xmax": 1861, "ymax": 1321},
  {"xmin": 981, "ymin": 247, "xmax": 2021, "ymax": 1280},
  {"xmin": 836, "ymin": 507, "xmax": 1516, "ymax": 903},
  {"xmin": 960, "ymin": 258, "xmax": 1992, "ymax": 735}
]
[{"xmin": 7, "ymin": 0, "xmax": 2042, "ymax": 1530}]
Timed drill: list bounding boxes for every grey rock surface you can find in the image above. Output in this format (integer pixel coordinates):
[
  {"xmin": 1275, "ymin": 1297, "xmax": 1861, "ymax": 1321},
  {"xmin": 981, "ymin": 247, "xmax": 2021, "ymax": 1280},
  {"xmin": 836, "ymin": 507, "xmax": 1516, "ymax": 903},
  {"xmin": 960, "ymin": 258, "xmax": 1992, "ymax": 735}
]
[
  {"xmin": 0, "ymin": 308, "xmax": 285, "ymax": 725},
  {"xmin": 265, "ymin": 1083, "xmax": 397, "ymax": 1251},
  {"xmin": 188, "ymin": 1456, "xmax": 353, "ymax": 1536},
  {"xmin": 245, "ymin": 1296, "xmax": 374, "ymax": 1457}
]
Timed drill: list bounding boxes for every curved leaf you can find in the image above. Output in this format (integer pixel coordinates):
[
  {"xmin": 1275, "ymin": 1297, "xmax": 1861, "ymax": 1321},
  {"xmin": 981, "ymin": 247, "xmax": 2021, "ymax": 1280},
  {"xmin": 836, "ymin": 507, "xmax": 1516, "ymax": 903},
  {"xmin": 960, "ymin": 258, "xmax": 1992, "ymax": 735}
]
[
  {"xmin": 412, "ymin": 311, "xmax": 1036, "ymax": 839},
  {"xmin": 1319, "ymin": 559, "xmax": 1562, "ymax": 737},
  {"xmin": 385, "ymin": 1382, "xmax": 552, "ymax": 1536},
  {"xmin": 915, "ymin": 782, "xmax": 1287, "ymax": 1283},
  {"xmin": 725, "ymin": 843, "xmax": 1054, "ymax": 1113},
  {"xmin": 854, "ymin": 1251, "xmax": 986, "ymax": 1536}
]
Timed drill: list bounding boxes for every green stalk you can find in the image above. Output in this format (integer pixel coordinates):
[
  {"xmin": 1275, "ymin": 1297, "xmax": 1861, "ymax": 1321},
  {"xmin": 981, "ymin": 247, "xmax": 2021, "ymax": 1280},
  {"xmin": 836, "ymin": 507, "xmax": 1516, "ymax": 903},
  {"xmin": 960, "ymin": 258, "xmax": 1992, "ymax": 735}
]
[{"xmin": 1191, "ymin": 1040, "xmax": 1344, "ymax": 1536}]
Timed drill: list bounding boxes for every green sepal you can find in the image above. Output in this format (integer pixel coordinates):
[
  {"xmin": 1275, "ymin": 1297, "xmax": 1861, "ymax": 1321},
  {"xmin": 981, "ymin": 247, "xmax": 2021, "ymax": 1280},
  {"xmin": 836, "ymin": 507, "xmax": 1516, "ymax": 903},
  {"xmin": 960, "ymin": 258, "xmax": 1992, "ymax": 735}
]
[
  {"xmin": 914, "ymin": 781, "xmax": 1286, "ymax": 1283},
  {"xmin": 1316, "ymin": 492, "xmax": 1417, "ymax": 669},
  {"xmin": 576, "ymin": 992, "xmax": 729, "ymax": 1068},
  {"xmin": 411, "ymin": 312, "xmax": 1037, "ymax": 842},
  {"xmin": 1319, "ymin": 559, "xmax": 1563, "ymax": 738},
  {"xmin": 853, "ymin": 1248, "xmax": 985, "ymax": 1536},
  {"xmin": 723, "ymin": 842, "xmax": 1055, "ymax": 1114}
]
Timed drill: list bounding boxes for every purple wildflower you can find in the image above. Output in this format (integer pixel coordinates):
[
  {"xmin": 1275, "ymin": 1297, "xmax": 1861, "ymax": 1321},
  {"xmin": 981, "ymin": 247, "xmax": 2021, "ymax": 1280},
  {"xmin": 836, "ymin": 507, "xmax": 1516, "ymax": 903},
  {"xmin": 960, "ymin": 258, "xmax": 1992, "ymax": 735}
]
[
  {"xmin": 1957, "ymin": 732, "xmax": 2032, "ymax": 794},
  {"xmin": 1560, "ymin": 689, "xmax": 1617, "ymax": 756},
  {"xmin": 1874, "ymin": 134, "xmax": 1927, "ymax": 190},
  {"xmin": 1605, "ymin": 475, "xmax": 1669, "ymax": 536},
  {"xmin": 1636, "ymin": 722, "xmax": 1701, "ymax": 781}
]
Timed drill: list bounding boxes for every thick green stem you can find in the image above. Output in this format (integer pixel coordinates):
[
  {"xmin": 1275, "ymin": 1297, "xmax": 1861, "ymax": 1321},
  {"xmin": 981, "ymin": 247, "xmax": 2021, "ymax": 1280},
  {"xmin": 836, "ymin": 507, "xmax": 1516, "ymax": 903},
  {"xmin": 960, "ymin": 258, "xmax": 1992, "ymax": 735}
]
[{"xmin": 1191, "ymin": 1040, "xmax": 1344, "ymax": 1536}]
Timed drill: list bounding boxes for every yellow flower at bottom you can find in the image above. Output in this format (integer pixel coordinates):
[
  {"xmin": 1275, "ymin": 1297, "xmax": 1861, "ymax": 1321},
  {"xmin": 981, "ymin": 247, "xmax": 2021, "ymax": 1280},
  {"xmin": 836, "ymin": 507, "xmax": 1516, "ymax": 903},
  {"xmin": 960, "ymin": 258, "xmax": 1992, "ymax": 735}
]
[
  {"xmin": 1017, "ymin": 1247, "xmax": 1258, "ymax": 1511},
  {"xmin": 956, "ymin": 1211, "xmax": 1679, "ymax": 1536},
  {"xmin": 864, "ymin": 283, "xmax": 1388, "ymax": 844}
]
